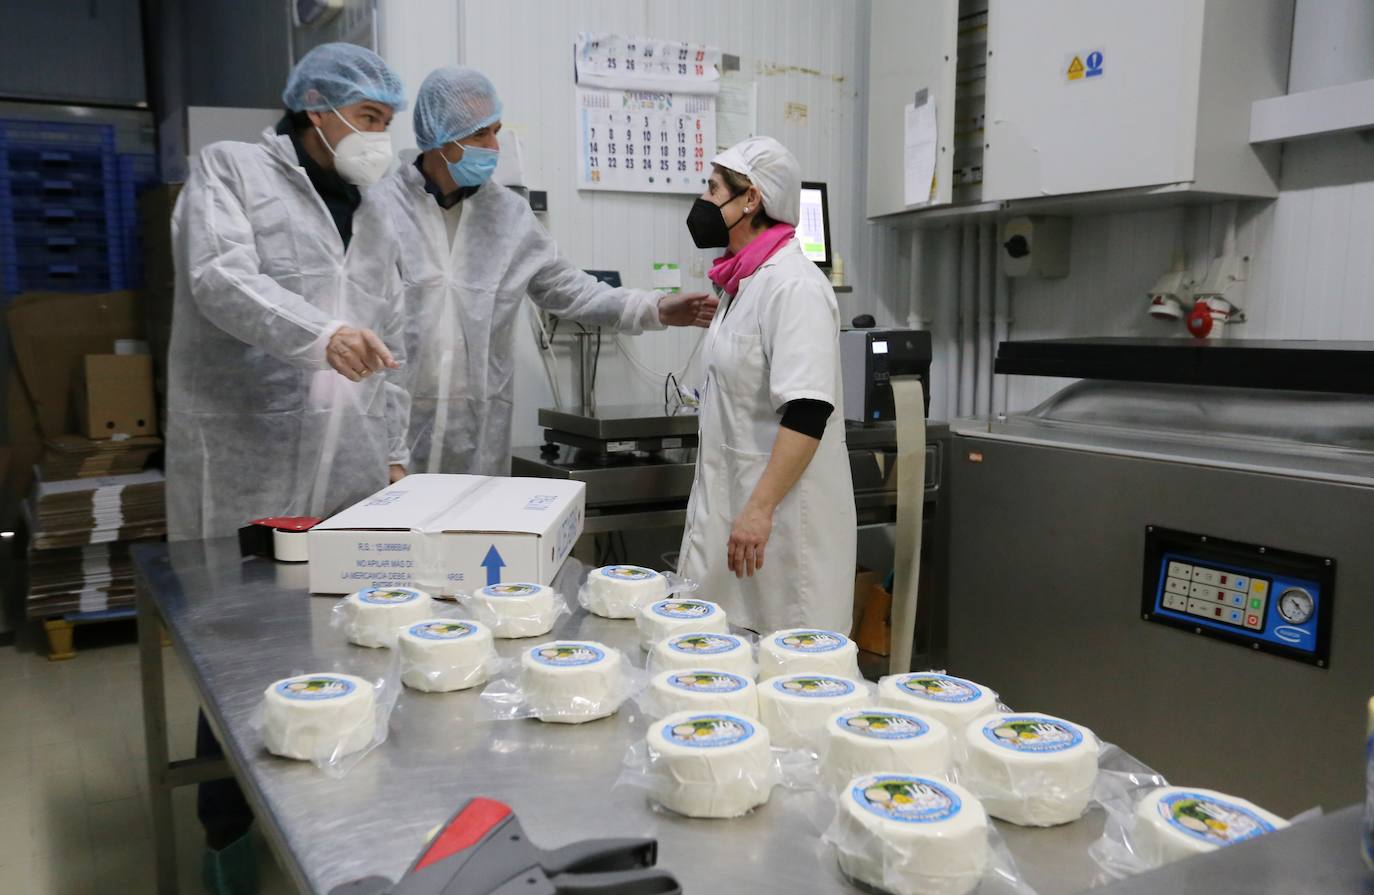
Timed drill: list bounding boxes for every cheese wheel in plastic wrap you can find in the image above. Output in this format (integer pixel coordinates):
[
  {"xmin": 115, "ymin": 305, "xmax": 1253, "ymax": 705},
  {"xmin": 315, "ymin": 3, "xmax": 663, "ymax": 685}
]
[
  {"xmin": 521, "ymin": 641, "xmax": 624, "ymax": 723},
  {"xmin": 398, "ymin": 619, "xmax": 496, "ymax": 692},
  {"xmin": 823, "ymin": 707, "xmax": 953, "ymax": 792},
  {"xmin": 959, "ymin": 713, "xmax": 1100, "ymax": 826},
  {"xmin": 646, "ymin": 711, "xmax": 774, "ymax": 818},
  {"xmin": 262, "ymin": 673, "xmax": 376, "ymax": 761},
  {"xmin": 340, "ymin": 586, "xmax": 435, "ymax": 648},
  {"xmin": 758, "ymin": 629, "xmax": 861, "ymax": 680}
]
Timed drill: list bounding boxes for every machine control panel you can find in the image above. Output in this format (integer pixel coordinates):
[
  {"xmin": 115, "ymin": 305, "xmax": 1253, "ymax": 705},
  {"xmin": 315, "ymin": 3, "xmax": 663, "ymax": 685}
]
[{"xmin": 1142, "ymin": 527, "xmax": 1334, "ymax": 667}]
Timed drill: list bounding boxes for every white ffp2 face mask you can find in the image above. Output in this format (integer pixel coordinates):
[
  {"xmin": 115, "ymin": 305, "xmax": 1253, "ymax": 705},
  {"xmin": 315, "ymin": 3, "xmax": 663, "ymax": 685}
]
[{"xmin": 316, "ymin": 107, "xmax": 393, "ymax": 186}]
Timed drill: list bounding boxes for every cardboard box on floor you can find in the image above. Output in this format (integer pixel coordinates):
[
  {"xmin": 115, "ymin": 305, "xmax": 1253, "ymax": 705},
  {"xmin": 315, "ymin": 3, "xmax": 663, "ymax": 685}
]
[
  {"xmin": 6, "ymin": 291, "xmax": 144, "ymax": 439},
  {"xmin": 78, "ymin": 355, "xmax": 157, "ymax": 440},
  {"xmin": 309, "ymin": 475, "xmax": 587, "ymax": 595}
]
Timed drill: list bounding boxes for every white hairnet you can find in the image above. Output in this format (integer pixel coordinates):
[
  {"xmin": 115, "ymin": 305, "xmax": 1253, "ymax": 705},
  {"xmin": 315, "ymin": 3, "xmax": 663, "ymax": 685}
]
[
  {"xmin": 712, "ymin": 136, "xmax": 802, "ymax": 226},
  {"xmin": 414, "ymin": 66, "xmax": 504, "ymax": 150},
  {"xmin": 282, "ymin": 42, "xmax": 406, "ymax": 113}
]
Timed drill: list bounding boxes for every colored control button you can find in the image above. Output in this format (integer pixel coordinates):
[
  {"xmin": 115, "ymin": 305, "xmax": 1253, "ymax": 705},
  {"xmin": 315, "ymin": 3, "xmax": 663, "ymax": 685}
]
[
  {"xmin": 1246, "ymin": 614, "xmax": 1260, "ymax": 628},
  {"xmin": 1228, "ymin": 592, "xmax": 1246, "ymax": 608},
  {"xmin": 1249, "ymin": 597, "xmax": 1262, "ymax": 610},
  {"xmin": 1251, "ymin": 580, "xmax": 1268, "ymax": 595},
  {"xmin": 1226, "ymin": 608, "xmax": 1244, "ymax": 625}
]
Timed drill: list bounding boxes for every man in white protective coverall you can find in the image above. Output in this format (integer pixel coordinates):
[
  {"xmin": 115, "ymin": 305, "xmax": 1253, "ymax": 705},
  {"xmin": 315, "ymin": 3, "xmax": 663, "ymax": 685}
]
[
  {"xmin": 372, "ymin": 66, "xmax": 718, "ymax": 476},
  {"xmin": 166, "ymin": 42, "xmax": 411, "ymax": 546},
  {"xmin": 166, "ymin": 43, "xmax": 409, "ymax": 895}
]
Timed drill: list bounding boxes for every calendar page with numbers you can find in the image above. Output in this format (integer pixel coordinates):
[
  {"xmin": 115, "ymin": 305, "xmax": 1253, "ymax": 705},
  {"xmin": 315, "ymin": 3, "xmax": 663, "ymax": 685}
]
[
  {"xmin": 574, "ymin": 32, "xmax": 722, "ymax": 194},
  {"xmin": 576, "ymin": 87, "xmax": 715, "ymax": 194},
  {"xmin": 574, "ymin": 32, "xmax": 722, "ymax": 95}
]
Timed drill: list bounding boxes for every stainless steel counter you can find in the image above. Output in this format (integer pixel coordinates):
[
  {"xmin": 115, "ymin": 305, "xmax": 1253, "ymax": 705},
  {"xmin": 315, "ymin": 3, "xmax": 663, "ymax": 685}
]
[{"xmin": 133, "ymin": 540, "xmax": 1332, "ymax": 895}]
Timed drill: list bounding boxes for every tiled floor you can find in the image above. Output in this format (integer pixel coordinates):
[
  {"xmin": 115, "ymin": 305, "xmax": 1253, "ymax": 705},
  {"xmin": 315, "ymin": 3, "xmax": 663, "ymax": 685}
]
[{"xmin": 0, "ymin": 621, "xmax": 295, "ymax": 894}]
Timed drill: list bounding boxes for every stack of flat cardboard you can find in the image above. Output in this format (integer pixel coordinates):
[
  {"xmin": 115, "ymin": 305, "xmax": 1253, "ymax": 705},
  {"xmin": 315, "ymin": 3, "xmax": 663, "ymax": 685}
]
[
  {"xmin": 24, "ymin": 469, "xmax": 165, "ymax": 617},
  {"xmin": 39, "ymin": 434, "xmax": 162, "ymax": 480},
  {"xmin": 25, "ymin": 541, "xmax": 151, "ymax": 617},
  {"xmin": 6, "ymin": 290, "xmax": 167, "ymax": 619}
]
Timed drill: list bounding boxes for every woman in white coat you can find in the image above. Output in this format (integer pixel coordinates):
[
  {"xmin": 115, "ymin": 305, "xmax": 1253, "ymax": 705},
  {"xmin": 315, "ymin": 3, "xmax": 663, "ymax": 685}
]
[{"xmin": 676, "ymin": 137, "xmax": 856, "ymax": 635}]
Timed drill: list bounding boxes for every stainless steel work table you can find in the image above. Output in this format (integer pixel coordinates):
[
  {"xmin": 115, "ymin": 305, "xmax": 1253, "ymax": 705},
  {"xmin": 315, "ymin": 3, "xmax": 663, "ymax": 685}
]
[{"xmin": 134, "ymin": 539, "xmax": 1334, "ymax": 895}]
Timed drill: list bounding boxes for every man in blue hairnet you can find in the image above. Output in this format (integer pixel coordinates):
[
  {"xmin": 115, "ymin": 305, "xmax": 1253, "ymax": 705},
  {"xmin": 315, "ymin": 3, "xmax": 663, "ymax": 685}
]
[
  {"xmin": 168, "ymin": 43, "xmax": 409, "ymax": 895},
  {"xmin": 371, "ymin": 66, "xmax": 717, "ymax": 476}
]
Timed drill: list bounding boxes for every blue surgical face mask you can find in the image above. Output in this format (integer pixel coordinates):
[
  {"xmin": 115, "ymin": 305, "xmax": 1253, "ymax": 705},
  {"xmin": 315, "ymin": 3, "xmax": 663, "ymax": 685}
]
[{"xmin": 446, "ymin": 142, "xmax": 499, "ymax": 187}]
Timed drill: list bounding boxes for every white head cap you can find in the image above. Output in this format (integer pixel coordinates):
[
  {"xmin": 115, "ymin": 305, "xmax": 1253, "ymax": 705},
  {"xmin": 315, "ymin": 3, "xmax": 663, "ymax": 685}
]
[{"xmin": 711, "ymin": 136, "xmax": 801, "ymax": 226}]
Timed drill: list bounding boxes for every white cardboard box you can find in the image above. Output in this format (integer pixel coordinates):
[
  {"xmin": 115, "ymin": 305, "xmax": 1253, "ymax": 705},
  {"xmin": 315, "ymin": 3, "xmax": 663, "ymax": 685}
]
[{"xmin": 308, "ymin": 475, "xmax": 586, "ymax": 595}]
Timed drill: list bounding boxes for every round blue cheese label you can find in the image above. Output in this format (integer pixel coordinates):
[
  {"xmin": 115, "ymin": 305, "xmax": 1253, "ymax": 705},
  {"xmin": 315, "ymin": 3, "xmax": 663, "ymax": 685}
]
[
  {"xmin": 835, "ymin": 710, "xmax": 929, "ymax": 740},
  {"xmin": 775, "ymin": 630, "xmax": 847, "ymax": 653},
  {"xmin": 982, "ymin": 716, "xmax": 1084, "ymax": 753},
  {"xmin": 357, "ymin": 587, "xmax": 423, "ymax": 605},
  {"xmin": 480, "ymin": 583, "xmax": 542, "ymax": 598},
  {"xmin": 408, "ymin": 621, "xmax": 478, "ymax": 641},
  {"xmin": 1158, "ymin": 791, "xmax": 1277, "ymax": 846},
  {"xmin": 600, "ymin": 565, "xmax": 660, "ymax": 582},
  {"xmin": 650, "ymin": 599, "xmax": 716, "ymax": 620},
  {"xmin": 665, "ymin": 671, "xmax": 750, "ymax": 694},
  {"xmin": 531, "ymin": 643, "xmax": 605, "ymax": 667},
  {"xmin": 895, "ymin": 673, "xmax": 983, "ymax": 704},
  {"xmin": 772, "ymin": 676, "xmax": 856, "ymax": 698},
  {"xmin": 275, "ymin": 676, "xmax": 356, "ymax": 701},
  {"xmin": 852, "ymin": 775, "xmax": 962, "ymax": 824},
  {"xmin": 664, "ymin": 714, "xmax": 754, "ymax": 748},
  {"xmin": 667, "ymin": 633, "xmax": 742, "ymax": 655}
]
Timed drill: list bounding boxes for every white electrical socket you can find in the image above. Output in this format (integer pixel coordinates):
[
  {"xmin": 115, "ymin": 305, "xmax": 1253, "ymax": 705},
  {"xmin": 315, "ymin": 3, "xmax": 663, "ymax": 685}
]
[{"xmin": 1194, "ymin": 254, "xmax": 1247, "ymax": 300}]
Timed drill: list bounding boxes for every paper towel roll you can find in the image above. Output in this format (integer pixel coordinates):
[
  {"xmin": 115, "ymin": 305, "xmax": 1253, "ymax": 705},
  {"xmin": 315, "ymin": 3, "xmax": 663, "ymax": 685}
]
[
  {"xmin": 340, "ymin": 587, "xmax": 435, "ymax": 648},
  {"xmin": 582, "ymin": 565, "xmax": 670, "ymax": 619},
  {"xmin": 959, "ymin": 713, "xmax": 1100, "ymax": 826},
  {"xmin": 647, "ymin": 669, "xmax": 758, "ymax": 719},
  {"xmin": 835, "ymin": 774, "xmax": 989, "ymax": 895},
  {"xmin": 637, "ymin": 598, "xmax": 728, "ymax": 651},
  {"xmin": 650, "ymin": 632, "xmax": 755, "ymax": 678},
  {"xmin": 398, "ymin": 619, "xmax": 496, "ymax": 693},
  {"xmin": 758, "ymin": 629, "xmax": 861, "ymax": 680},
  {"xmin": 878, "ymin": 673, "xmax": 999, "ymax": 739},
  {"xmin": 1131, "ymin": 787, "xmax": 1288, "ymax": 867},
  {"xmin": 758, "ymin": 675, "xmax": 869, "ymax": 750},
  {"xmin": 469, "ymin": 582, "xmax": 558, "ymax": 638},
  {"xmin": 261, "ymin": 673, "xmax": 376, "ymax": 761},
  {"xmin": 521, "ymin": 641, "xmax": 624, "ymax": 723},
  {"xmin": 823, "ymin": 707, "xmax": 953, "ymax": 792},
  {"xmin": 647, "ymin": 711, "xmax": 774, "ymax": 818}
]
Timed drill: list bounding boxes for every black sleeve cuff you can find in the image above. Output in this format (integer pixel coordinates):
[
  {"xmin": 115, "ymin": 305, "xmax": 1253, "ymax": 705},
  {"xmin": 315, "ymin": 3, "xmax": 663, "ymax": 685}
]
[{"xmin": 779, "ymin": 398, "xmax": 833, "ymax": 439}]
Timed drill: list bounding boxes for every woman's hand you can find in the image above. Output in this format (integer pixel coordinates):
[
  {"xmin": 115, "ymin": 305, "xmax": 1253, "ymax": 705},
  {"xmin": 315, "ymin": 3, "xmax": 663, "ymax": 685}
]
[
  {"xmin": 727, "ymin": 500, "xmax": 774, "ymax": 578},
  {"xmin": 658, "ymin": 292, "xmax": 719, "ymax": 327},
  {"xmin": 389, "ymin": 464, "xmax": 407, "ymax": 484}
]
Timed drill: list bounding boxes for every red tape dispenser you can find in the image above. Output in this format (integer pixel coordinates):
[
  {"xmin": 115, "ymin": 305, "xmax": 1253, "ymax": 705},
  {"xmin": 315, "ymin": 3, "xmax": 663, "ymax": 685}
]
[
  {"xmin": 238, "ymin": 516, "xmax": 320, "ymax": 563},
  {"xmin": 329, "ymin": 797, "xmax": 680, "ymax": 895}
]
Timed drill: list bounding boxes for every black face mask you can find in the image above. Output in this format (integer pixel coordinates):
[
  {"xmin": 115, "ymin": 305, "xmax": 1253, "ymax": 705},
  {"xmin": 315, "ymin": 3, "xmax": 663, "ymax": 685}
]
[{"xmin": 686, "ymin": 190, "xmax": 746, "ymax": 249}]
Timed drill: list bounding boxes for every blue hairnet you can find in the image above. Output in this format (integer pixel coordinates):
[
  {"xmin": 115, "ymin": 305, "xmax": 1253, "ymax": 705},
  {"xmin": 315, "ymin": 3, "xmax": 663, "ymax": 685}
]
[
  {"xmin": 282, "ymin": 42, "xmax": 406, "ymax": 113},
  {"xmin": 414, "ymin": 66, "xmax": 503, "ymax": 150}
]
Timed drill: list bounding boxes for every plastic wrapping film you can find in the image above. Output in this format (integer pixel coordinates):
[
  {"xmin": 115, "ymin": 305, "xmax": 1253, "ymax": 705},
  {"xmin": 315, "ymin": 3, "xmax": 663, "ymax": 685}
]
[
  {"xmin": 618, "ymin": 711, "xmax": 818, "ymax": 819},
  {"xmin": 578, "ymin": 565, "xmax": 697, "ymax": 619},
  {"xmin": 396, "ymin": 618, "xmax": 507, "ymax": 693},
  {"xmin": 251, "ymin": 665, "xmax": 400, "ymax": 778},
  {"xmin": 648, "ymin": 631, "xmax": 757, "ymax": 678},
  {"xmin": 331, "ymin": 586, "xmax": 437, "ymax": 648},
  {"xmin": 635, "ymin": 668, "xmax": 760, "ymax": 719},
  {"xmin": 758, "ymin": 628, "xmax": 862, "ymax": 680},
  {"xmin": 456, "ymin": 582, "xmax": 570, "ymax": 639},
  {"xmin": 821, "ymin": 707, "xmax": 955, "ymax": 793},
  {"xmin": 954, "ymin": 712, "xmax": 1102, "ymax": 827},
  {"xmin": 1087, "ymin": 754, "xmax": 1305, "ymax": 883},
  {"xmin": 757, "ymin": 675, "xmax": 872, "ymax": 752},
  {"xmin": 823, "ymin": 774, "xmax": 1036, "ymax": 895},
  {"xmin": 480, "ymin": 640, "xmax": 643, "ymax": 723},
  {"xmin": 635, "ymin": 597, "xmax": 729, "ymax": 651}
]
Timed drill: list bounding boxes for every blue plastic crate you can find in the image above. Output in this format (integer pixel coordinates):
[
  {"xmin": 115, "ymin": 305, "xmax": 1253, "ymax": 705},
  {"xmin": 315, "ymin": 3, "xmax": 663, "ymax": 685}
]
[
  {"xmin": 113, "ymin": 153, "xmax": 157, "ymax": 290},
  {"xmin": 9, "ymin": 259, "xmax": 121, "ymax": 293},
  {"xmin": 0, "ymin": 119, "xmax": 115, "ymax": 152}
]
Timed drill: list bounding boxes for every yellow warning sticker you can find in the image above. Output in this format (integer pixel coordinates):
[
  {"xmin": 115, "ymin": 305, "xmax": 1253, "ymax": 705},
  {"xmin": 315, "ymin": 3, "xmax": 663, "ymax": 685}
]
[{"xmin": 1066, "ymin": 56, "xmax": 1085, "ymax": 81}]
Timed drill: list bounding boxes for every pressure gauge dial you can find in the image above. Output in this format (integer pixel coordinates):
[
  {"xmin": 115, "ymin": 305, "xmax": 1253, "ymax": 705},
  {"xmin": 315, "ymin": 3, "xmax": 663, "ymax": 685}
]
[{"xmin": 1277, "ymin": 588, "xmax": 1314, "ymax": 625}]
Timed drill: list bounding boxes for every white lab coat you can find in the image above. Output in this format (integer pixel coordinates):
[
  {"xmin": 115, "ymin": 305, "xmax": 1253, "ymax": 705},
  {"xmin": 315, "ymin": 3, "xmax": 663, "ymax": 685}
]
[
  {"xmin": 371, "ymin": 164, "xmax": 665, "ymax": 476},
  {"xmin": 165, "ymin": 128, "xmax": 410, "ymax": 541},
  {"xmin": 677, "ymin": 240, "xmax": 856, "ymax": 634}
]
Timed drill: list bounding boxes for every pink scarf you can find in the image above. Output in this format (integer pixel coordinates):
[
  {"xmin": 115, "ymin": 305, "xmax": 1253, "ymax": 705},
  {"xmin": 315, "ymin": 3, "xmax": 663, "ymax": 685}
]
[{"xmin": 708, "ymin": 223, "xmax": 796, "ymax": 297}]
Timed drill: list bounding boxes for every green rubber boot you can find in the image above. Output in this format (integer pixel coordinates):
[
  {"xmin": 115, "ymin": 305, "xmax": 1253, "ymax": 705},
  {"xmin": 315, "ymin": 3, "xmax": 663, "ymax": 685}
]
[{"xmin": 201, "ymin": 831, "xmax": 260, "ymax": 895}]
